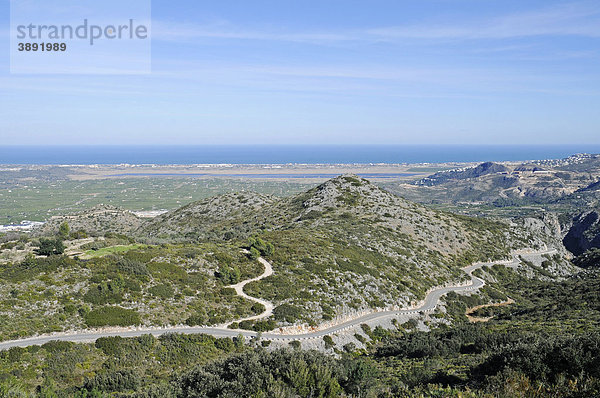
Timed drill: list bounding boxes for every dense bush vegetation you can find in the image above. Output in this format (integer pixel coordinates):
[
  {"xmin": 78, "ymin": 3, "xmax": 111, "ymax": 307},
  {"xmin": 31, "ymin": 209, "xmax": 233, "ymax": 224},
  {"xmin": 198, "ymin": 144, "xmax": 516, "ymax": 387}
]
[
  {"xmin": 0, "ymin": 241, "xmax": 264, "ymax": 341},
  {"xmin": 247, "ymin": 236, "xmax": 274, "ymax": 257},
  {"xmin": 215, "ymin": 264, "xmax": 241, "ymax": 285},
  {"xmin": 273, "ymin": 303, "xmax": 303, "ymax": 323},
  {"xmin": 2, "ymin": 265, "xmax": 599, "ymax": 397},
  {"xmin": 84, "ymin": 306, "xmax": 141, "ymax": 327}
]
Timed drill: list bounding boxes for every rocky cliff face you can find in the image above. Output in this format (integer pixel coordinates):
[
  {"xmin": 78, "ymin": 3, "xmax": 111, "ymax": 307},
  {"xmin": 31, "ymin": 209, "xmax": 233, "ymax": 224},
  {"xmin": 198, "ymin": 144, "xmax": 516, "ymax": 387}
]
[{"xmin": 563, "ymin": 210, "xmax": 600, "ymax": 256}]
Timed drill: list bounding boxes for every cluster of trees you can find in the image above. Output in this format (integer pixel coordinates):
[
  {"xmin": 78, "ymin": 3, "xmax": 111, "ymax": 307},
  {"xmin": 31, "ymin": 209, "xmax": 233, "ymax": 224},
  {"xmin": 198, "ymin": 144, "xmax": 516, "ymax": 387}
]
[
  {"xmin": 247, "ymin": 237, "xmax": 274, "ymax": 259},
  {"xmin": 5, "ymin": 333, "xmax": 599, "ymax": 397},
  {"xmin": 273, "ymin": 303, "xmax": 303, "ymax": 324},
  {"xmin": 215, "ymin": 264, "xmax": 241, "ymax": 285},
  {"xmin": 35, "ymin": 222, "xmax": 73, "ymax": 256},
  {"xmin": 0, "ymin": 254, "xmax": 77, "ymax": 282},
  {"xmin": 84, "ymin": 275, "xmax": 126, "ymax": 305},
  {"xmin": 228, "ymin": 319, "xmax": 276, "ymax": 332},
  {"xmin": 36, "ymin": 237, "xmax": 65, "ymax": 256}
]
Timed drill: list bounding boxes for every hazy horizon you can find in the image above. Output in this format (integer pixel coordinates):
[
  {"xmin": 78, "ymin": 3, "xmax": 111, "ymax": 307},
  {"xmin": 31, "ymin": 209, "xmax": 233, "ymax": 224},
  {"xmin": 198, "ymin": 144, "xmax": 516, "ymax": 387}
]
[{"xmin": 1, "ymin": 144, "xmax": 599, "ymax": 165}]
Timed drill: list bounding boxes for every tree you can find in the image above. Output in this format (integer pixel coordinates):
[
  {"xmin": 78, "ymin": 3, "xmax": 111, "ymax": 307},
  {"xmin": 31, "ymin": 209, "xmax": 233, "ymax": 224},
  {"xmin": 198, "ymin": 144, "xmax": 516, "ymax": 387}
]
[
  {"xmin": 248, "ymin": 237, "xmax": 274, "ymax": 257},
  {"xmin": 289, "ymin": 341, "xmax": 301, "ymax": 350},
  {"xmin": 53, "ymin": 239, "xmax": 65, "ymax": 255},
  {"xmin": 248, "ymin": 247, "xmax": 260, "ymax": 260},
  {"xmin": 216, "ymin": 265, "xmax": 241, "ymax": 285},
  {"xmin": 36, "ymin": 238, "xmax": 64, "ymax": 256},
  {"xmin": 58, "ymin": 222, "xmax": 70, "ymax": 239},
  {"xmin": 323, "ymin": 335, "xmax": 335, "ymax": 350},
  {"xmin": 37, "ymin": 238, "xmax": 54, "ymax": 256},
  {"xmin": 234, "ymin": 333, "xmax": 245, "ymax": 352}
]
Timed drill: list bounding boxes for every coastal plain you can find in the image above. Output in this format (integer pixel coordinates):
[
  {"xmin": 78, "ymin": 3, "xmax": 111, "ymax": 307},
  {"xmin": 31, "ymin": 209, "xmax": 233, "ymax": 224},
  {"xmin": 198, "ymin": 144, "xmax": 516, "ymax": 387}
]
[{"xmin": 0, "ymin": 162, "xmax": 456, "ymax": 225}]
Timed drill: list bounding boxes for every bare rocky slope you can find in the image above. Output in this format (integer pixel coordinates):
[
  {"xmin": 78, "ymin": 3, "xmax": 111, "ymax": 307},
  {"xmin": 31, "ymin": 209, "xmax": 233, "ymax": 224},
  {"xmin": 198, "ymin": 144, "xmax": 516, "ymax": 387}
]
[{"xmin": 563, "ymin": 209, "xmax": 600, "ymax": 256}]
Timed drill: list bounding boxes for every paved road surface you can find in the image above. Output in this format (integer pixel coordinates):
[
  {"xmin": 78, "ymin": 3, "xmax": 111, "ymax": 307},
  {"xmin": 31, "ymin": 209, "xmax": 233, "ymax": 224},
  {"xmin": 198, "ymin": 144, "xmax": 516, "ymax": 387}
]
[{"xmin": 0, "ymin": 249, "xmax": 556, "ymax": 350}]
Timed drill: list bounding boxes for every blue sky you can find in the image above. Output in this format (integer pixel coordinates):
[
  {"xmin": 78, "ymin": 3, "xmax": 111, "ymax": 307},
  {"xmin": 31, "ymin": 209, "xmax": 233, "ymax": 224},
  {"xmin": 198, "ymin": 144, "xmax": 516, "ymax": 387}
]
[{"xmin": 1, "ymin": 0, "xmax": 599, "ymax": 145}]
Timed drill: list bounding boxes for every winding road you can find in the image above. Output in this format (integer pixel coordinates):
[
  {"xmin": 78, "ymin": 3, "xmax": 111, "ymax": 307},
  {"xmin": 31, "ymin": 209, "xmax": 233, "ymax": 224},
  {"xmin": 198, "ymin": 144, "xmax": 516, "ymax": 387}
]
[
  {"xmin": 0, "ymin": 248, "xmax": 556, "ymax": 350},
  {"xmin": 223, "ymin": 256, "xmax": 274, "ymax": 327}
]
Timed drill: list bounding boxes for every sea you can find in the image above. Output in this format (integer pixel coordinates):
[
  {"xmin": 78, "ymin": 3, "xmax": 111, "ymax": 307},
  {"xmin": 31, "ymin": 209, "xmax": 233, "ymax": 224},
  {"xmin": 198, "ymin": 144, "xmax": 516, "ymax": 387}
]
[{"xmin": 0, "ymin": 145, "xmax": 599, "ymax": 165}]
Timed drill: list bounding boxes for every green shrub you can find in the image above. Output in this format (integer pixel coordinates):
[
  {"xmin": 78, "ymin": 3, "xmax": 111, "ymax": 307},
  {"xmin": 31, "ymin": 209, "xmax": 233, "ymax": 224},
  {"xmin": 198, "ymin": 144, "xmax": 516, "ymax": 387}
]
[
  {"xmin": 248, "ymin": 237, "xmax": 274, "ymax": 257},
  {"xmin": 1, "ymin": 255, "xmax": 76, "ymax": 281},
  {"xmin": 251, "ymin": 302, "xmax": 265, "ymax": 314},
  {"xmin": 148, "ymin": 283, "xmax": 175, "ymax": 299},
  {"xmin": 354, "ymin": 333, "xmax": 367, "ymax": 344},
  {"xmin": 252, "ymin": 320, "xmax": 276, "ymax": 332},
  {"xmin": 84, "ymin": 369, "xmax": 140, "ymax": 393},
  {"xmin": 41, "ymin": 340, "xmax": 75, "ymax": 353},
  {"xmin": 214, "ymin": 337, "xmax": 235, "ymax": 352},
  {"xmin": 299, "ymin": 210, "xmax": 323, "ymax": 221},
  {"xmin": 289, "ymin": 340, "xmax": 301, "ymax": 350},
  {"xmin": 59, "ymin": 222, "xmax": 70, "ymax": 239},
  {"xmin": 115, "ymin": 257, "xmax": 149, "ymax": 276},
  {"xmin": 84, "ymin": 281, "xmax": 124, "ymax": 305},
  {"xmin": 84, "ymin": 306, "xmax": 141, "ymax": 327},
  {"xmin": 273, "ymin": 303, "xmax": 302, "ymax": 323},
  {"xmin": 220, "ymin": 287, "xmax": 236, "ymax": 296},
  {"xmin": 343, "ymin": 342, "xmax": 356, "ymax": 353},
  {"xmin": 248, "ymin": 247, "xmax": 260, "ymax": 260},
  {"xmin": 216, "ymin": 265, "xmax": 241, "ymax": 285},
  {"xmin": 186, "ymin": 313, "xmax": 208, "ymax": 326}
]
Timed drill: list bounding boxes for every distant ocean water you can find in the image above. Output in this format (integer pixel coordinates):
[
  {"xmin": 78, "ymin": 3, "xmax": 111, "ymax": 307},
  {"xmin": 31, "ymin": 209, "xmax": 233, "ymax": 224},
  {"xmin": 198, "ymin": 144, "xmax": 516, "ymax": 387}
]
[{"xmin": 0, "ymin": 145, "xmax": 599, "ymax": 165}]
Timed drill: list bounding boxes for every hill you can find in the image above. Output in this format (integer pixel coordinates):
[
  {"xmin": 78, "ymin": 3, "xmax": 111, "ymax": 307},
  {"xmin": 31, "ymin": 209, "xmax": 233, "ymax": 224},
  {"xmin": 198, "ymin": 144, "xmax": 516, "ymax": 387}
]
[
  {"xmin": 416, "ymin": 162, "xmax": 510, "ymax": 186},
  {"xmin": 141, "ymin": 192, "xmax": 276, "ymax": 241},
  {"xmin": 385, "ymin": 157, "xmax": 598, "ymax": 206},
  {"xmin": 141, "ymin": 175, "xmax": 545, "ymax": 325},
  {"xmin": 0, "ymin": 175, "xmax": 554, "ymax": 339},
  {"xmin": 551, "ymin": 153, "xmax": 600, "ymax": 172},
  {"xmin": 37, "ymin": 204, "xmax": 144, "ymax": 236}
]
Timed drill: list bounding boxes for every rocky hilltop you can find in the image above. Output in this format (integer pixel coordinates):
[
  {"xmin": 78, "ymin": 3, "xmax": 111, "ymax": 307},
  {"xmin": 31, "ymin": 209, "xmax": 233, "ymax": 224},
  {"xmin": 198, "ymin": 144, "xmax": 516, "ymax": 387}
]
[
  {"xmin": 37, "ymin": 204, "xmax": 143, "ymax": 236},
  {"xmin": 142, "ymin": 192, "xmax": 276, "ymax": 240}
]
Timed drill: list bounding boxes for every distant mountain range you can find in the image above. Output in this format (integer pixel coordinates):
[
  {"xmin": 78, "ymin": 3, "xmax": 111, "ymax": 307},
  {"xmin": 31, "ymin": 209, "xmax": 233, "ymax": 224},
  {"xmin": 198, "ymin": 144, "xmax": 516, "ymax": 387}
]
[
  {"xmin": 385, "ymin": 154, "xmax": 600, "ymax": 206},
  {"xmin": 416, "ymin": 162, "xmax": 511, "ymax": 186},
  {"xmin": 381, "ymin": 154, "xmax": 600, "ymax": 262}
]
